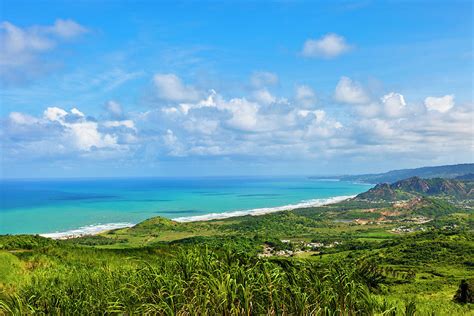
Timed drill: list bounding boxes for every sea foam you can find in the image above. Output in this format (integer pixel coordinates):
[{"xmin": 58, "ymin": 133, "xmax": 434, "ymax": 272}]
[
  {"xmin": 173, "ymin": 195, "xmax": 354, "ymax": 222},
  {"xmin": 40, "ymin": 222, "xmax": 134, "ymax": 239}
]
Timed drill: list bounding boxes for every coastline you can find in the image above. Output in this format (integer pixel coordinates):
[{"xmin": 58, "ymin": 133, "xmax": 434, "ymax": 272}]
[
  {"xmin": 40, "ymin": 222, "xmax": 134, "ymax": 240},
  {"xmin": 39, "ymin": 195, "xmax": 355, "ymax": 240},
  {"xmin": 172, "ymin": 195, "xmax": 355, "ymax": 222}
]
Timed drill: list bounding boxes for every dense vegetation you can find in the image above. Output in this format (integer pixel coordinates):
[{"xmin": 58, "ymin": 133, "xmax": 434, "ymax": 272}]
[
  {"xmin": 356, "ymin": 177, "xmax": 474, "ymax": 201},
  {"xmin": 0, "ymin": 242, "xmax": 398, "ymax": 315},
  {"xmin": 1, "ymin": 176, "xmax": 473, "ymax": 315}
]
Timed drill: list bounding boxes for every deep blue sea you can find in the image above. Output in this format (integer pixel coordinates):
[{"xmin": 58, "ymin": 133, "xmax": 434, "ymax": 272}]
[{"xmin": 0, "ymin": 177, "xmax": 372, "ymax": 236}]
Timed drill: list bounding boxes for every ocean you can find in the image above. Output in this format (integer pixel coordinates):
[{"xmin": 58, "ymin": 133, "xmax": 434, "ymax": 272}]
[{"xmin": 0, "ymin": 176, "xmax": 372, "ymax": 237}]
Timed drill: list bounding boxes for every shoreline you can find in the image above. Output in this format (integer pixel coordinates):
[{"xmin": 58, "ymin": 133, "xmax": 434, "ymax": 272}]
[
  {"xmin": 39, "ymin": 222, "xmax": 134, "ymax": 240},
  {"xmin": 173, "ymin": 195, "xmax": 354, "ymax": 222},
  {"xmin": 39, "ymin": 195, "xmax": 355, "ymax": 240}
]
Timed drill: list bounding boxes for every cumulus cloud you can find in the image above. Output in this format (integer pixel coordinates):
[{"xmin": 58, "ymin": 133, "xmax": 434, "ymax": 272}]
[
  {"xmin": 334, "ymin": 76, "xmax": 370, "ymax": 104},
  {"xmin": 302, "ymin": 33, "xmax": 351, "ymax": 58},
  {"xmin": 42, "ymin": 107, "xmax": 122, "ymax": 151},
  {"xmin": 161, "ymin": 90, "xmax": 218, "ymax": 115},
  {"xmin": 151, "ymin": 85, "xmax": 469, "ymax": 161},
  {"xmin": 0, "ymin": 19, "xmax": 88, "ymax": 84},
  {"xmin": 424, "ymin": 95, "xmax": 455, "ymax": 113},
  {"xmin": 44, "ymin": 107, "xmax": 68, "ymax": 122},
  {"xmin": 155, "ymin": 88, "xmax": 344, "ymax": 158},
  {"xmin": 2, "ymin": 79, "xmax": 471, "ymax": 166},
  {"xmin": 350, "ymin": 102, "xmax": 473, "ymax": 161},
  {"xmin": 162, "ymin": 91, "xmax": 263, "ymax": 132},
  {"xmin": 224, "ymin": 98, "xmax": 260, "ymax": 131},
  {"xmin": 381, "ymin": 92, "xmax": 406, "ymax": 117},
  {"xmin": 2, "ymin": 107, "xmax": 136, "ymax": 161},
  {"xmin": 295, "ymin": 85, "xmax": 317, "ymax": 108},
  {"xmin": 153, "ymin": 73, "xmax": 200, "ymax": 102},
  {"xmin": 70, "ymin": 108, "xmax": 85, "ymax": 117}
]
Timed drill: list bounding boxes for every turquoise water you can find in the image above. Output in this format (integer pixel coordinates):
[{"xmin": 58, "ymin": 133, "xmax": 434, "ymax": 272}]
[{"xmin": 0, "ymin": 177, "xmax": 371, "ymax": 235}]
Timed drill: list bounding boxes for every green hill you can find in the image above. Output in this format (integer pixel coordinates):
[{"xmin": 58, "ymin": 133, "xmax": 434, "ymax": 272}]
[{"xmin": 356, "ymin": 177, "xmax": 474, "ymax": 201}]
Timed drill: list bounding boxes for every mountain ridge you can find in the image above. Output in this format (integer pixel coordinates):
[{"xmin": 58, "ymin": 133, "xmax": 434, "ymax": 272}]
[{"xmin": 311, "ymin": 163, "xmax": 474, "ymax": 184}]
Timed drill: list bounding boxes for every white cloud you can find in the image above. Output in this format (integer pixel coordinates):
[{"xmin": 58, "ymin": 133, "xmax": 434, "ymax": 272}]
[
  {"xmin": 103, "ymin": 120, "xmax": 136, "ymax": 130},
  {"xmin": 250, "ymin": 71, "xmax": 279, "ymax": 87},
  {"xmin": 302, "ymin": 33, "xmax": 351, "ymax": 58},
  {"xmin": 68, "ymin": 121, "xmax": 118, "ymax": 151},
  {"xmin": 224, "ymin": 98, "xmax": 259, "ymax": 131},
  {"xmin": 0, "ymin": 22, "xmax": 51, "ymax": 67},
  {"xmin": 49, "ymin": 19, "xmax": 88, "ymax": 39},
  {"xmin": 161, "ymin": 91, "xmax": 263, "ymax": 132},
  {"xmin": 9, "ymin": 112, "xmax": 39, "ymax": 125},
  {"xmin": 155, "ymin": 89, "xmax": 346, "ymax": 158},
  {"xmin": 43, "ymin": 107, "xmax": 119, "ymax": 151},
  {"xmin": 381, "ymin": 92, "xmax": 406, "ymax": 117},
  {"xmin": 358, "ymin": 118, "xmax": 396, "ymax": 139},
  {"xmin": 161, "ymin": 107, "xmax": 180, "ymax": 115},
  {"xmin": 153, "ymin": 73, "xmax": 200, "ymax": 102},
  {"xmin": 163, "ymin": 90, "xmax": 217, "ymax": 115},
  {"xmin": 0, "ymin": 20, "xmax": 87, "ymax": 84},
  {"xmin": 424, "ymin": 95, "xmax": 455, "ymax": 113},
  {"xmin": 2, "ymin": 86, "xmax": 471, "ymax": 166},
  {"xmin": 355, "ymin": 102, "xmax": 380, "ymax": 118},
  {"xmin": 44, "ymin": 107, "xmax": 68, "ymax": 122},
  {"xmin": 295, "ymin": 85, "xmax": 317, "ymax": 108},
  {"xmin": 348, "ymin": 101, "xmax": 473, "ymax": 162},
  {"xmin": 334, "ymin": 76, "xmax": 370, "ymax": 104},
  {"xmin": 105, "ymin": 100, "xmax": 124, "ymax": 119},
  {"xmin": 5, "ymin": 107, "xmax": 137, "ymax": 155},
  {"xmin": 253, "ymin": 88, "xmax": 276, "ymax": 105},
  {"xmin": 70, "ymin": 107, "xmax": 85, "ymax": 117}
]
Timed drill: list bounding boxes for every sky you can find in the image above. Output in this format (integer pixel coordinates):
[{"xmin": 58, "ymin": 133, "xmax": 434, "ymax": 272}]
[{"xmin": 0, "ymin": 0, "xmax": 473, "ymax": 178}]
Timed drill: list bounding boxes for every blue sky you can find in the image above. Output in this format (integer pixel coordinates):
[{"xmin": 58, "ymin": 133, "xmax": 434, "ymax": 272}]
[{"xmin": 1, "ymin": 0, "xmax": 473, "ymax": 178}]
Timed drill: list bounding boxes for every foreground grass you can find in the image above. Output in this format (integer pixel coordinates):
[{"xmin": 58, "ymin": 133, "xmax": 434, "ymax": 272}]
[{"xmin": 0, "ymin": 245, "xmax": 401, "ymax": 315}]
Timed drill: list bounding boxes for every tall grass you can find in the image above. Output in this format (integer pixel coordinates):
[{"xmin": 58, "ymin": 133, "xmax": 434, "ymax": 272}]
[{"xmin": 1, "ymin": 246, "xmax": 396, "ymax": 315}]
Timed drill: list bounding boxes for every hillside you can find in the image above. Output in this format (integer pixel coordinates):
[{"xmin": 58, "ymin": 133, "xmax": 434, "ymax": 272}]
[
  {"xmin": 356, "ymin": 177, "xmax": 474, "ymax": 201},
  {"xmin": 314, "ymin": 163, "xmax": 474, "ymax": 184}
]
